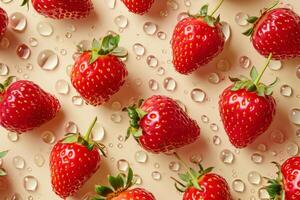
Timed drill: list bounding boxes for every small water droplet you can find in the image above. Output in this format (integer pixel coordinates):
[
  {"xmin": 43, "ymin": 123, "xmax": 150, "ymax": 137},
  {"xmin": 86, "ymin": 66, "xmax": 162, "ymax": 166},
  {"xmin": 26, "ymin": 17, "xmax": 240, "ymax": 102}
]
[
  {"xmin": 7, "ymin": 131, "xmax": 19, "ymax": 142},
  {"xmin": 9, "ymin": 12, "xmax": 27, "ymax": 32},
  {"xmin": 167, "ymin": 0, "xmax": 179, "ymax": 10},
  {"xmin": 146, "ymin": 55, "xmax": 158, "ymax": 68},
  {"xmin": 248, "ymin": 171, "xmax": 262, "ymax": 185},
  {"xmin": 148, "ymin": 79, "xmax": 159, "ymax": 91},
  {"xmin": 55, "ymin": 80, "xmax": 70, "ymax": 95},
  {"xmin": 210, "ymin": 123, "xmax": 219, "ymax": 132},
  {"xmin": 26, "ymin": 63, "xmax": 33, "ymax": 71},
  {"xmin": 157, "ymin": 67, "xmax": 165, "ymax": 75},
  {"xmin": 220, "ymin": 149, "xmax": 234, "ymax": 164},
  {"xmin": 258, "ymin": 188, "xmax": 269, "ymax": 199},
  {"xmin": 177, "ymin": 12, "xmax": 189, "ymax": 21},
  {"xmin": 296, "ymin": 65, "xmax": 300, "ymax": 79},
  {"xmin": 151, "ymin": 171, "xmax": 161, "ymax": 180},
  {"xmin": 117, "ymin": 143, "xmax": 123, "ymax": 149},
  {"xmin": 13, "ymin": 156, "xmax": 25, "ymax": 169},
  {"xmin": 91, "ymin": 124, "xmax": 105, "ymax": 142},
  {"xmin": 201, "ymin": 115, "xmax": 209, "ymax": 123},
  {"xmin": 0, "ymin": 37, "xmax": 10, "ymax": 48},
  {"xmin": 60, "ymin": 49, "xmax": 67, "ymax": 56},
  {"xmin": 65, "ymin": 32, "xmax": 72, "ymax": 39},
  {"xmin": 41, "ymin": 130, "xmax": 56, "ymax": 144},
  {"xmin": 280, "ymin": 84, "xmax": 293, "ymax": 97},
  {"xmin": 65, "ymin": 121, "xmax": 78, "ymax": 133},
  {"xmin": 133, "ymin": 43, "xmax": 145, "ymax": 56},
  {"xmin": 111, "ymin": 113, "xmax": 122, "ymax": 123},
  {"xmin": 184, "ymin": 0, "xmax": 191, "ymax": 7},
  {"xmin": 157, "ymin": 31, "xmax": 167, "ymax": 40},
  {"xmin": 286, "ymin": 142, "xmax": 299, "ymax": 156},
  {"xmin": 296, "ymin": 129, "xmax": 300, "ymax": 137},
  {"xmin": 235, "ymin": 12, "xmax": 249, "ymax": 26},
  {"xmin": 133, "ymin": 174, "xmax": 142, "ymax": 185},
  {"xmin": 72, "ymin": 96, "xmax": 83, "ymax": 106},
  {"xmin": 268, "ymin": 60, "xmax": 282, "ymax": 71},
  {"xmin": 111, "ymin": 101, "xmax": 122, "ymax": 110},
  {"xmin": 251, "ymin": 153, "xmax": 263, "ymax": 164},
  {"xmin": 16, "ymin": 44, "xmax": 31, "ymax": 60},
  {"xmin": 220, "ymin": 22, "xmax": 231, "ymax": 41},
  {"xmin": 10, "ymin": 193, "xmax": 22, "ymax": 200},
  {"xmin": 23, "ymin": 176, "xmax": 38, "ymax": 192},
  {"xmin": 135, "ymin": 151, "xmax": 148, "ymax": 163},
  {"xmin": 290, "ymin": 108, "xmax": 300, "ymax": 125},
  {"xmin": 257, "ymin": 143, "xmax": 267, "ymax": 152},
  {"xmin": 270, "ymin": 129, "xmax": 285, "ymax": 144},
  {"xmin": 33, "ymin": 154, "xmax": 45, "ymax": 167},
  {"xmin": 216, "ymin": 58, "xmax": 231, "ymax": 72},
  {"xmin": 143, "ymin": 22, "xmax": 157, "ymax": 35},
  {"xmin": 239, "ymin": 56, "xmax": 252, "ymax": 69},
  {"xmin": 37, "ymin": 22, "xmax": 53, "ymax": 37},
  {"xmin": 169, "ymin": 161, "xmax": 181, "ymax": 172},
  {"xmin": 118, "ymin": 135, "xmax": 124, "ymax": 142},
  {"xmin": 37, "ymin": 50, "xmax": 59, "ymax": 71},
  {"xmin": 213, "ymin": 135, "xmax": 221, "ymax": 145},
  {"xmin": 232, "ymin": 179, "xmax": 245, "ymax": 193},
  {"xmin": 208, "ymin": 73, "xmax": 221, "ymax": 84},
  {"xmin": 191, "ymin": 88, "xmax": 206, "ymax": 103},
  {"xmin": 117, "ymin": 159, "xmax": 129, "ymax": 172},
  {"xmin": 105, "ymin": 0, "xmax": 116, "ymax": 9},
  {"xmin": 189, "ymin": 154, "xmax": 202, "ymax": 164},
  {"xmin": 163, "ymin": 77, "xmax": 177, "ymax": 91},
  {"xmin": 29, "ymin": 37, "xmax": 38, "ymax": 47},
  {"xmin": 114, "ymin": 15, "xmax": 128, "ymax": 29}
]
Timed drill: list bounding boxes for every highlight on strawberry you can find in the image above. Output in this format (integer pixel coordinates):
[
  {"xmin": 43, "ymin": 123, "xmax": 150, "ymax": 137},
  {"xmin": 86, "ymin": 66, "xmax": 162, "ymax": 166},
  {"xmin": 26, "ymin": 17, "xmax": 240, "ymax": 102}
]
[
  {"xmin": 172, "ymin": 153, "xmax": 232, "ymax": 200},
  {"xmin": 171, "ymin": 0, "xmax": 225, "ymax": 74},
  {"xmin": 0, "ymin": 77, "xmax": 61, "ymax": 133},
  {"xmin": 263, "ymin": 156, "xmax": 300, "ymax": 200},
  {"xmin": 92, "ymin": 167, "xmax": 156, "ymax": 200},
  {"xmin": 50, "ymin": 117, "xmax": 106, "ymax": 199},
  {"xmin": 0, "ymin": 150, "xmax": 8, "ymax": 177},
  {"xmin": 124, "ymin": 95, "xmax": 200, "ymax": 153},
  {"xmin": 121, "ymin": 0, "xmax": 155, "ymax": 15},
  {"xmin": 0, "ymin": 7, "xmax": 8, "ymax": 39},
  {"xmin": 21, "ymin": 0, "xmax": 93, "ymax": 20},
  {"xmin": 219, "ymin": 54, "xmax": 277, "ymax": 148},
  {"xmin": 71, "ymin": 34, "xmax": 128, "ymax": 106},
  {"xmin": 243, "ymin": 0, "xmax": 300, "ymax": 60}
]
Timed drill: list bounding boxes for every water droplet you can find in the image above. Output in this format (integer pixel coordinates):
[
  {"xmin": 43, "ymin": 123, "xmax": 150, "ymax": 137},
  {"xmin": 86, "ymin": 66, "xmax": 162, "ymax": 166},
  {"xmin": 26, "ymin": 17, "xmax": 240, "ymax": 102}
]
[
  {"xmin": 91, "ymin": 124, "xmax": 105, "ymax": 142},
  {"xmin": 104, "ymin": 0, "xmax": 116, "ymax": 9},
  {"xmin": 8, "ymin": 131, "xmax": 19, "ymax": 142},
  {"xmin": 177, "ymin": 12, "xmax": 189, "ymax": 21},
  {"xmin": 133, "ymin": 43, "xmax": 145, "ymax": 56},
  {"xmin": 0, "ymin": 37, "xmax": 10, "ymax": 48},
  {"xmin": 23, "ymin": 176, "xmax": 38, "ymax": 192},
  {"xmin": 290, "ymin": 108, "xmax": 300, "ymax": 125},
  {"xmin": 208, "ymin": 73, "xmax": 221, "ymax": 84},
  {"xmin": 286, "ymin": 142, "xmax": 299, "ymax": 156},
  {"xmin": 117, "ymin": 159, "xmax": 129, "ymax": 172},
  {"xmin": 189, "ymin": 154, "xmax": 202, "ymax": 164},
  {"xmin": 143, "ymin": 22, "xmax": 157, "ymax": 35},
  {"xmin": 9, "ymin": 12, "xmax": 27, "ymax": 32},
  {"xmin": 280, "ymin": 84, "xmax": 293, "ymax": 97},
  {"xmin": 163, "ymin": 77, "xmax": 177, "ymax": 91},
  {"xmin": 133, "ymin": 174, "xmax": 142, "ymax": 185},
  {"xmin": 72, "ymin": 96, "xmax": 83, "ymax": 106},
  {"xmin": 55, "ymin": 79, "xmax": 70, "ymax": 95},
  {"xmin": 191, "ymin": 88, "xmax": 206, "ymax": 103},
  {"xmin": 157, "ymin": 67, "xmax": 165, "ymax": 75},
  {"xmin": 268, "ymin": 60, "xmax": 282, "ymax": 71},
  {"xmin": 257, "ymin": 143, "xmax": 267, "ymax": 152},
  {"xmin": 16, "ymin": 44, "xmax": 31, "ymax": 60},
  {"xmin": 37, "ymin": 22, "xmax": 53, "ymax": 37},
  {"xmin": 169, "ymin": 161, "xmax": 181, "ymax": 172},
  {"xmin": 248, "ymin": 171, "xmax": 262, "ymax": 185},
  {"xmin": 37, "ymin": 50, "xmax": 59, "ymax": 71},
  {"xmin": 60, "ymin": 49, "xmax": 67, "ymax": 56},
  {"xmin": 135, "ymin": 151, "xmax": 148, "ymax": 163},
  {"xmin": 146, "ymin": 55, "xmax": 158, "ymax": 68},
  {"xmin": 220, "ymin": 149, "xmax": 234, "ymax": 164},
  {"xmin": 251, "ymin": 153, "xmax": 263, "ymax": 164},
  {"xmin": 210, "ymin": 123, "xmax": 219, "ymax": 132},
  {"xmin": 152, "ymin": 171, "xmax": 161, "ymax": 180},
  {"xmin": 33, "ymin": 154, "xmax": 45, "ymax": 167},
  {"xmin": 114, "ymin": 15, "xmax": 128, "ymax": 29},
  {"xmin": 118, "ymin": 135, "xmax": 124, "ymax": 142},
  {"xmin": 201, "ymin": 115, "xmax": 209, "ymax": 123},
  {"xmin": 65, "ymin": 32, "xmax": 72, "ymax": 38},
  {"xmin": 111, "ymin": 113, "xmax": 122, "ymax": 123},
  {"xmin": 159, "ymin": 10, "xmax": 168, "ymax": 17},
  {"xmin": 220, "ymin": 22, "xmax": 231, "ymax": 41},
  {"xmin": 10, "ymin": 193, "xmax": 22, "ymax": 200},
  {"xmin": 239, "ymin": 56, "xmax": 252, "ymax": 69},
  {"xmin": 296, "ymin": 129, "xmax": 300, "ymax": 138},
  {"xmin": 296, "ymin": 65, "xmax": 300, "ymax": 79},
  {"xmin": 184, "ymin": 0, "xmax": 191, "ymax": 7},
  {"xmin": 157, "ymin": 31, "xmax": 167, "ymax": 40},
  {"xmin": 270, "ymin": 129, "xmax": 285, "ymax": 144},
  {"xmin": 232, "ymin": 179, "xmax": 245, "ymax": 192},
  {"xmin": 41, "ymin": 130, "xmax": 56, "ymax": 144},
  {"xmin": 213, "ymin": 135, "xmax": 221, "ymax": 145},
  {"xmin": 167, "ymin": 0, "xmax": 179, "ymax": 10},
  {"xmin": 135, "ymin": 78, "xmax": 142, "ymax": 86},
  {"xmin": 235, "ymin": 12, "xmax": 249, "ymax": 26},
  {"xmin": 258, "ymin": 188, "xmax": 269, "ymax": 199},
  {"xmin": 77, "ymin": 40, "xmax": 91, "ymax": 52},
  {"xmin": 65, "ymin": 121, "xmax": 78, "ymax": 133},
  {"xmin": 111, "ymin": 101, "xmax": 122, "ymax": 110},
  {"xmin": 29, "ymin": 37, "xmax": 38, "ymax": 47},
  {"xmin": 13, "ymin": 156, "xmax": 25, "ymax": 169},
  {"xmin": 148, "ymin": 79, "xmax": 159, "ymax": 91},
  {"xmin": 26, "ymin": 63, "xmax": 33, "ymax": 71},
  {"xmin": 216, "ymin": 58, "xmax": 231, "ymax": 72},
  {"xmin": 117, "ymin": 143, "xmax": 123, "ymax": 149}
]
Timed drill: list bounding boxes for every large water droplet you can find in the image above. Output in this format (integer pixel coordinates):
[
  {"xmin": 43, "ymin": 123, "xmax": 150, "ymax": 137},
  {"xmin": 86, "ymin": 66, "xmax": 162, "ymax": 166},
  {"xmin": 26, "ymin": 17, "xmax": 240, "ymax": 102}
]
[
  {"xmin": 191, "ymin": 88, "xmax": 206, "ymax": 103},
  {"xmin": 143, "ymin": 22, "xmax": 157, "ymax": 35},
  {"xmin": 220, "ymin": 149, "xmax": 234, "ymax": 164},
  {"xmin": 41, "ymin": 130, "xmax": 56, "ymax": 144},
  {"xmin": 9, "ymin": 12, "xmax": 27, "ymax": 32},
  {"xmin": 235, "ymin": 12, "xmax": 249, "ymax": 26},
  {"xmin": 268, "ymin": 60, "xmax": 282, "ymax": 71},
  {"xmin": 37, "ymin": 50, "xmax": 59, "ymax": 71},
  {"xmin": 33, "ymin": 154, "xmax": 45, "ymax": 167},
  {"xmin": 13, "ymin": 156, "xmax": 25, "ymax": 169},
  {"xmin": 23, "ymin": 176, "xmax": 38, "ymax": 192},
  {"xmin": 16, "ymin": 44, "xmax": 31, "ymax": 60},
  {"xmin": 232, "ymin": 179, "xmax": 245, "ymax": 192},
  {"xmin": 117, "ymin": 159, "xmax": 129, "ymax": 172},
  {"xmin": 37, "ymin": 22, "xmax": 53, "ymax": 37},
  {"xmin": 163, "ymin": 77, "xmax": 177, "ymax": 92},
  {"xmin": 55, "ymin": 80, "xmax": 70, "ymax": 95},
  {"xmin": 248, "ymin": 171, "xmax": 262, "ymax": 185},
  {"xmin": 280, "ymin": 84, "xmax": 293, "ymax": 97},
  {"xmin": 135, "ymin": 151, "xmax": 148, "ymax": 163},
  {"xmin": 290, "ymin": 108, "xmax": 300, "ymax": 125},
  {"xmin": 251, "ymin": 153, "xmax": 263, "ymax": 164}
]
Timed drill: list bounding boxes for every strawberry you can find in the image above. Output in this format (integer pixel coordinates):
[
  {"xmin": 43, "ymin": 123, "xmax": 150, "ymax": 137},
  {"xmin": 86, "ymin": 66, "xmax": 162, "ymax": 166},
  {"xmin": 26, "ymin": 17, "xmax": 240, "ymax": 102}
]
[
  {"xmin": 243, "ymin": 2, "xmax": 300, "ymax": 60},
  {"xmin": 172, "ymin": 153, "xmax": 232, "ymax": 200},
  {"xmin": 0, "ymin": 150, "xmax": 8, "ymax": 177},
  {"xmin": 50, "ymin": 117, "xmax": 105, "ymax": 199},
  {"xmin": 265, "ymin": 157, "xmax": 300, "ymax": 200},
  {"xmin": 121, "ymin": 0, "xmax": 154, "ymax": 15},
  {"xmin": 171, "ymin": 2, "xmax": 225, "ymax": 74},
  {"xmin": 219, "ymin": 54, "xmax": 277, "ymax": 148},
  {"xmin": 0, "ymin": 7, "xmax": 8, "ymax": 39},
  {"xmin": 71, "ymin": 34, "xmax": 128, "ymax": 106},
  {"xmin": 124, "ymin": 95, "xmax": 200, "ymax": 153},
  {"xmin": 92, "ymin": 167, "xmax": 156, "ymax": 200},
  {"xmin": 21, "ymin": 0, "xmax": 93, "ymax": 19},
  {"xmin": 0, "ymin": 77, "xmax": 60, "ymax": 133}
]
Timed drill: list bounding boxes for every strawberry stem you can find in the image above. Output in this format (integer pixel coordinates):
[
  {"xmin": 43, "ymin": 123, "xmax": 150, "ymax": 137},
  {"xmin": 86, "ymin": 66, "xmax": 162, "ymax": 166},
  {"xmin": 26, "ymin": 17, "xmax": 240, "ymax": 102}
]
[
  {"xmin": 84, "ymin": 117, "xmax": 98, "ymax": 141},
  {"xmin": 209, "ymin": 0, "xmax": 224, "ymax": 16},
  {"xmin": 253, "ymin": 53, "xmax": 272, "ymax": 86}
]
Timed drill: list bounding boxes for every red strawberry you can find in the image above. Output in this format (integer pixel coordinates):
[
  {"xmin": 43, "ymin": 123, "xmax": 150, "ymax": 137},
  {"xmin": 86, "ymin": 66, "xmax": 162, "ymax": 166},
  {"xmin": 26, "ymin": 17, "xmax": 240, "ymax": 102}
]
[
  {"xmin": 93, "ymin": 167, "xmax": 156, "ymax": 200},
  {"xmin": 71, "ymin": 34, "xmax": 128, "ymax": 106},
  {"xmin": 172, "ymin": 3, "xmax": 225, "ymax": 74},
  {"xmin": 0, "ymin": 150, "xmax": 8, "ymax": 177},
  {"xmin": 122, "ymin": 0, "xmax": 154, "ymax": 15},
  {"xmin": 265, "ymin": 157, "xmax": 300, "ymax": 200},
  {"xmin": 124, "ymin": 95, "xmax": 200, "ymax": 153},
  {"xmin": 0, "ymin": 77, "xmax": 60, "ymax": 133},
  {"xmin": 172, "ymin": 153, "xmax": 232, "ymax": 200},
  {"xmin": 0, "ymin": 7, "xmax": 7, "ymax": 39},
  {"xmin": 50, "ymin": 117, "xmax": 105, "ymax": 199},
  {"xmin": 21, "ymin": 0, "xmax": 93, "ymax": 19},
  {"xmin": 219, "ymin": 54, "xmax": 276, "ymax": 148},
  {"xmin": 243, "ymin": 2, "xmax": 300, "ymax": 60}
]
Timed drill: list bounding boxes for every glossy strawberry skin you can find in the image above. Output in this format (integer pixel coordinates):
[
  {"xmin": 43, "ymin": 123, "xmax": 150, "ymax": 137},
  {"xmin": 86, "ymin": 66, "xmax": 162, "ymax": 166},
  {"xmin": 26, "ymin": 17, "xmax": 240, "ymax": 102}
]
[
  {"xmin": 172, "ymin": 17, "xmax": 225, "ymax": 74},
  {"xmin": 121, "ymin": 0, "xmax": 154, "ymax": 15},
  {"xmin": 183, "ymin": 173, "xmax": 231, "ymax": 200},
  {"xmin": 252, "ymin": 8, "xmax": 300, "ymax": 60},
  {"xmin": 219, "ymin": 86, "xmax": 276, "ymax": 148},
  {"xmin": 50, "ymin": 141, "xmax": 101, "ymax": 199},
  {"xmin": 138, "ymin": 95, "xmax": 200, "ymax": 153},
  {"xmin": 114, "ymin": 188, "xmax": 156, "ymax": 200},
  {"xmin": 71, "ymin": 52, "xmax": 128, "ymax": 106},
  {"xmin": 0, "ymin": 80, "xmax": 60, "ymax": 133},
  {"xmin": 31, "ymin": 0, "xmax": 93, "ymax": 19},
  {"xmin": 0, "ymin": 7, "xmax": 8, "ymax": 39},
  {"xmin": 281, "ymin": 156, "xmax": 300, "ymax": 199}
]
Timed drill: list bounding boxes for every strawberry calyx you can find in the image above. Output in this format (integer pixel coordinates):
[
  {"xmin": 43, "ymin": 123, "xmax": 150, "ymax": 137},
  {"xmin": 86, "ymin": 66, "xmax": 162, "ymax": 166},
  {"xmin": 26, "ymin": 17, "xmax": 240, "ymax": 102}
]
[
  {"xmin": 264, "ymin": 162, "xmax": 285, "ymax": 200},
  {"xmin": 0, "ymin": 150, "xmax": 8, "ymax": 177},
  {"xmin": 21, "ymin": 0, "xmax": 30, "ymax": 9},
  {"xmin": 89, "ymin": 34, "xmax": 128, "ymax": 64},
  {"xmin": 123, "ymin": 99, "xmax": 147, "ymax": 142},
  {"xmin": 229, "ymin": 53, "xmax": 278, "ymax": 96},
  {"xmin": 243, "ymin": 0, "xmax": 280, "ymax": 36},
  {"xmin": 0, "ymin": 76, "xmax": 15, "ymax": 94},
  {"xmin": 61, "ymin": 117, "xmax": 106, "ymax": 156},
  {"xmin": 93, "ymin": 167, "xmax": 135, "ymax": 200},
  {"xmin": 172, "ymin": 153, "xmax": 213, "ymax": 192}
]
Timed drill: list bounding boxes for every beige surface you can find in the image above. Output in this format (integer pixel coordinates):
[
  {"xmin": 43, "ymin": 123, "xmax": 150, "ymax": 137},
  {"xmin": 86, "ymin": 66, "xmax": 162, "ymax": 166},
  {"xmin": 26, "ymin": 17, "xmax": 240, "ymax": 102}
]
[{"xmin": 0, "ymin": 0, "xmax": 300, "ymax": 199}]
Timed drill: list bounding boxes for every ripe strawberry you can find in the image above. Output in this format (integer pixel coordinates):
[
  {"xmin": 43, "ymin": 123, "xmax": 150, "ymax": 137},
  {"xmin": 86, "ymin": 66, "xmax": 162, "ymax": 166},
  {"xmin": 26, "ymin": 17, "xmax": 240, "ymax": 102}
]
[
  {"xmin": 71, "ymin": 34, "xmax": 128, "ymax": 106},
  {"xmin": 93, "ymin": 167, "xmax": 156, "ymax": 200},
  {"xmin": 0, "ymin": 7, "xmax": 7, "ymax": 39},
  {"xmin": 265, "ymin": 157, "xmax": 300, "ymax": 200},
  {"xmin": 243, "ymin": 2, "xmax": 300, "ymax": 60},
  {"xmin": 219, "ymin": 54, "xmax": 276, "ymax": 148},
  {"xmin": 172, "ymin": 153, "xmax": 232, "ymax": 200},
  {"xmin": 172, "ymin": 3, "xmax": 225, "ymax": 74},
  {"xmin": 0, "ymin": 150, "xmax": 8, "ymax": 177},
  {"xmin": 124, "ymin": 95, "xmax": 200, "ymax": 153},
  {"xmin": 0, "ymin": 77, "xmax": 60, "ymax": 133},
  {"xmin": 50, "ymin": 117, "xmax": 105, "ymax": 199},
  {"xmin": 121, "ymin": 0, "xmax": 154, "ymax": 15},
  {"xmin": 21, "ymin": 0, "xmax": 93, "ymax": 19}
]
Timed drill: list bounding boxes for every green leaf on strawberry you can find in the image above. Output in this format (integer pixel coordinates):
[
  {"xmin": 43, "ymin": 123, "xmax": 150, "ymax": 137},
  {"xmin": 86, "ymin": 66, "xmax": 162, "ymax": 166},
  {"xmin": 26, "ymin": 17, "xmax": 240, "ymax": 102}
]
[{"xmin": 0, "ymin": 150, "xmax": 8, "ymax": 177}]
